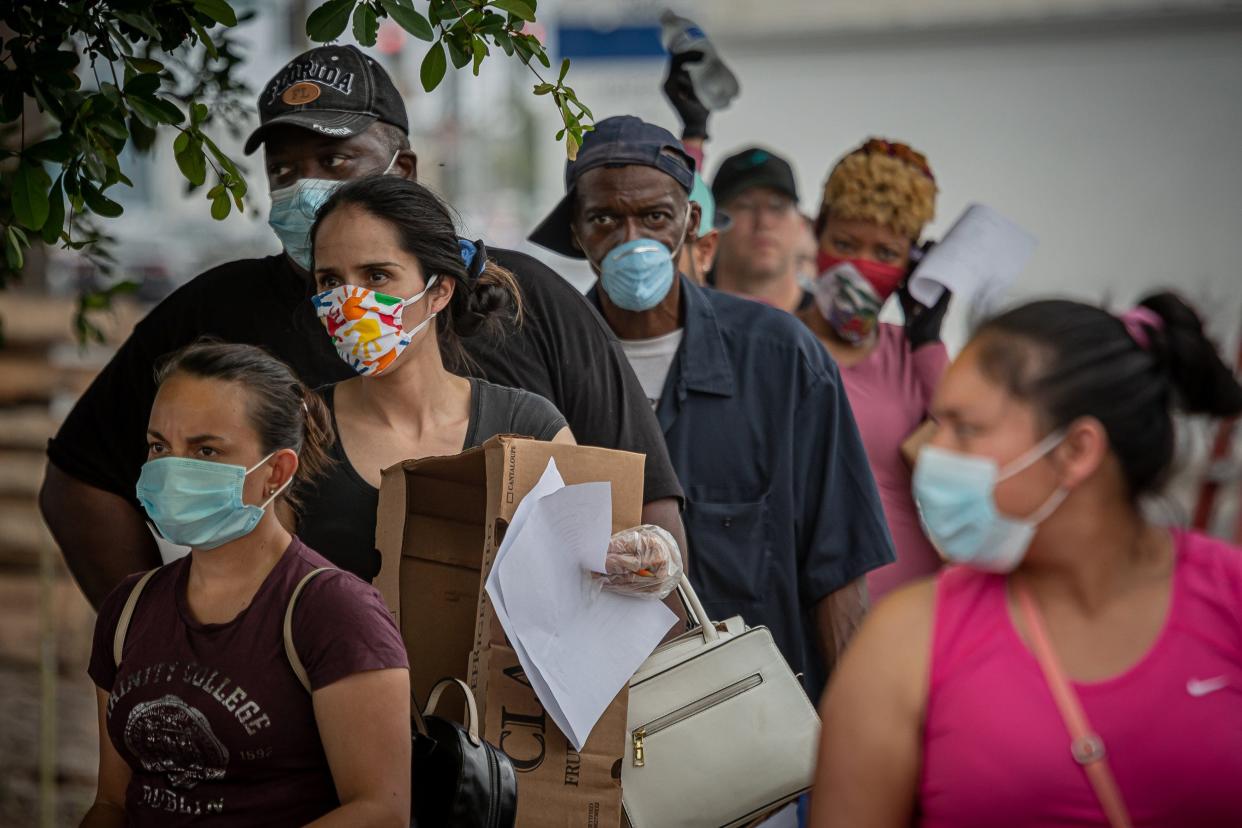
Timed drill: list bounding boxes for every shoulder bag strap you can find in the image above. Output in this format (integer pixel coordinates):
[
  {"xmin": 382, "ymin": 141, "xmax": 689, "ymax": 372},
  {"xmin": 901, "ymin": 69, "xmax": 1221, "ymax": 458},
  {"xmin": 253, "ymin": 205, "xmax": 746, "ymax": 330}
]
[
  {"xmin": 112, "ymin": 568, "xmax": 160, "ymax": 668},
  {"xmin": 1013, "ymin": 584, "xmax": 1133, "ymax": 828},
  {"xmin": 422, "ymin": 677, "xmax": 481, "ymax": 747},
  {"xmin": 283, "ymin": 567, "xmax": 334, "ymax": 694}
]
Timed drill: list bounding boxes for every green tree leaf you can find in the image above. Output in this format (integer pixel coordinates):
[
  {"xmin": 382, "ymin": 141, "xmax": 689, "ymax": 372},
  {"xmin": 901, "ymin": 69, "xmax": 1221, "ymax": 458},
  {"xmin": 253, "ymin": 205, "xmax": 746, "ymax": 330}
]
[
  {"xmin": 190, "ymin": 16, "xmax": 219, "ymax": 59},
  {"xmin": 175, "ymin": 137, "xmax": 208, "ymax": 186},
  {"xmin": 558, "ymin": 57, "xmax": 570, "ymax": 83},
  {"xmin": 124, "ymin": 73, "xmax": 162, "ymax": 98},
  {"xmin": 211, "ymin": 191, "xmax": 231, "ymax": 219},
  {"xmin": 115, "ymin": 11, "xmax": 161, "ymax": 40},
  {"xmin": 124, "ymin": 56, "xmax": 165, "ymax": 73},
  {"xmin": 12, "ymin": 162, "xmax": 52, "ymax": 231},
  {"xmin": 42, "ymin": 176, "xmax": 66, "ymax": 245},
  {"xmin": 306, "ymin": 0, "xmax": 357, "ymax": 41},
  {"xmin": 378, "ymin": 0, "xmax": 433, "ymax": 41},
  {"xmin": 5, "ymin": 227, "xmax": 25, "ymax": 272},
  {"xmin": 26, "ymin": 136, "xmax": 76, "ymax": 163},
  {"xmin": 471, "ymin": 38, "xmax": 489, "ymax": 75},
  {"xmin": 192, "ymin": 0, "xmax": 239, "ymax": 27},
  {"xmin": 446, "ymin": 34, "xmax": 471, "ymax": 69},
  {"xmin": 420, "ymin": 41, "xmax": 447, "ymax": 92},
  {"xmin": 127, "ymin": 94, "xmax": 185, "ymax": 127},
  {"xmin": 492, "ymin": 0, "xmax": 535, "ymax": 22},
  {"xmin": 81, "ymin": 184, "xmax": 124, "ymax": 218},
  {"xmin": 352, "ymin": 2, "xmax": 379, "ymax": 46}
]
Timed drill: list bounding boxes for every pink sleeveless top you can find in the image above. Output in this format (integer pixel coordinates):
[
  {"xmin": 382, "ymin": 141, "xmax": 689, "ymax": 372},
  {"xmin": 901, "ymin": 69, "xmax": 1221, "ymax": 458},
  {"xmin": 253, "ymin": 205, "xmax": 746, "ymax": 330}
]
[{"xmin": 919, "ymin": 529, "xmax": 1242, "ymax": 827}]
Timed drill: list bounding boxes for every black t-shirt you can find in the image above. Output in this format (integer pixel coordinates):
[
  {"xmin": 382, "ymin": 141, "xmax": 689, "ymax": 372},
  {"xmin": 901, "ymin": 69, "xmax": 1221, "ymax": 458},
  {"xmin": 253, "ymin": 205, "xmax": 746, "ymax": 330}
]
[
  {"xmin": 47, "ymin": 249, "xmax": 682, "ymax": 512},
  {"xmin": 299, "ymin": 379, "xmax": 566, "ymax": 580}
]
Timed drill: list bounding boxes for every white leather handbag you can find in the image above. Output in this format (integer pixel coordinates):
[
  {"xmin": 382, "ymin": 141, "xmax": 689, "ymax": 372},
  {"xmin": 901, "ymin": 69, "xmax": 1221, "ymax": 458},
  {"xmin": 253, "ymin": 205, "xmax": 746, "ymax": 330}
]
[{"xmin": 622, "ymin": 578, "xmax": 820, "ymax": 828}]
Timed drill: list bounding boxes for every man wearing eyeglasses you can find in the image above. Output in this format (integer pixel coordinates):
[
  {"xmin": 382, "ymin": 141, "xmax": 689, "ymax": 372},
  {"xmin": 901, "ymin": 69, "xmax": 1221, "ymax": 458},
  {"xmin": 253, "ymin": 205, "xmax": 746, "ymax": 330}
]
[{"xmin": 710, "ymin": 147, "xmax": 813, "ymax": 313}]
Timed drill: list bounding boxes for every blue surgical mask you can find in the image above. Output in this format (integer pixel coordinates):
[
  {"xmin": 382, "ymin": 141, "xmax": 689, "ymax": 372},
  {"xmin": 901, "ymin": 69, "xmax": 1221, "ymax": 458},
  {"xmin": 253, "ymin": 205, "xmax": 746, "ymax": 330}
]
[
  {"xmin": 912, "ymin": 431, "xmax": 1067, "ymax": 573},
  {"xmin": 268, "ymin": 152, "xmax": 400, "ymax": 271},
  {"xmin": 598, "ymin": 239, "xmax": 676, "ymax": 311},
  {"xmin": 136, "ymin": 453, "xmax": 290, "ymax": 551},
  {"xmin": 586, "ymin": 205, "xmax": 693, "ymax": 312},
  {"xmin": 268, "ymin": 179, "xmax": 341, "ymax": 271}
]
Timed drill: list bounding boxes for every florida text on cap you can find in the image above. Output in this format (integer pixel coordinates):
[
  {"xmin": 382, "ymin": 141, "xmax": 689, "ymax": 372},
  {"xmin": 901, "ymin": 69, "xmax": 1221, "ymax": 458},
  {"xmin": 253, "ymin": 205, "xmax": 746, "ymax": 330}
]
[{"xmin": 244, "ymin": 45, "xmax": 409, "ymax": 155}]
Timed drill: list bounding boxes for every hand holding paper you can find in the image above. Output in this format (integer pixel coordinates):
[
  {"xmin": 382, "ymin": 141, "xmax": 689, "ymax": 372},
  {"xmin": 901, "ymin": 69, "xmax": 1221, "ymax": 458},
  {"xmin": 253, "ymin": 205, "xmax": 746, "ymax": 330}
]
[
  {"xmin": 909, "ymin": 203, "xmax": 1037, "ymax": 313},
  {"xmin": 485, "ymin": 459, "xmax": 677, "ymax": 750}
]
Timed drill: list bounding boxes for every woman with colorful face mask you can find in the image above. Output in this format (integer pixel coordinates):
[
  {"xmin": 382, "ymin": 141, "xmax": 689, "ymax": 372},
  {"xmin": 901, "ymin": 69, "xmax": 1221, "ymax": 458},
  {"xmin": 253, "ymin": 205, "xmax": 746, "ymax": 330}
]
[
  {"xmin": 796, "ymin": 138, "xmax": 948, "ymax": 600},
  {"xmin": 297, "ymin": 175, "xmax": 573, "ymax": 582},
  {"xmin": 810, "ymin": 292, "xmax": 1242, "ymax": 828},
  {"xmin": 82, "ymin": 342, "xmax": 411, "ymax": 827}
]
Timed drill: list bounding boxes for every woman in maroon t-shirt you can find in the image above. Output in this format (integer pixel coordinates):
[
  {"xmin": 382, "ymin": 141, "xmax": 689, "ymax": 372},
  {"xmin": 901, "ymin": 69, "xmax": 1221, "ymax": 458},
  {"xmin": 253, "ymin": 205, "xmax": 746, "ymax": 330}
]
[{"xmin": 81, "ymin": 342, "xmax": 410, "ymax": 827}]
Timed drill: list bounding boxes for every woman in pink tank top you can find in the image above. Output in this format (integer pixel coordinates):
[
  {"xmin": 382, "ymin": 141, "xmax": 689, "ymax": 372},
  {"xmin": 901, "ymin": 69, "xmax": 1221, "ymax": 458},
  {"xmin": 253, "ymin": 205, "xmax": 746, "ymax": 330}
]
[{"xmin": 809, "ymin": 291, "xmax": 1242, "ymax": 827}]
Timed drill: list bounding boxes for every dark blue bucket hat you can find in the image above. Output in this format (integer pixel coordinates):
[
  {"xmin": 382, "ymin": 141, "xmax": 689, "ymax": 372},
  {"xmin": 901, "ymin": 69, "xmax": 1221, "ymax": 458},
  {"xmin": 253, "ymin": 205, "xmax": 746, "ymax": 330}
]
[{"xmin": 528, "ymin": 115, "xmax": 696, "ymax": 258}]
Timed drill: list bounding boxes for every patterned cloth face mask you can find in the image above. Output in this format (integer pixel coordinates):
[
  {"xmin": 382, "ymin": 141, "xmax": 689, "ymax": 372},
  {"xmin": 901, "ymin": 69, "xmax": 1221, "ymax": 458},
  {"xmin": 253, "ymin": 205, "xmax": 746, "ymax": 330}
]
[
  {"xmin": 813, "ymin": 260, "xmax": 885, "ymax": 345},
  {"xmin": 312, "ymin": 276, "xmax": 439, "ymax": 376}
]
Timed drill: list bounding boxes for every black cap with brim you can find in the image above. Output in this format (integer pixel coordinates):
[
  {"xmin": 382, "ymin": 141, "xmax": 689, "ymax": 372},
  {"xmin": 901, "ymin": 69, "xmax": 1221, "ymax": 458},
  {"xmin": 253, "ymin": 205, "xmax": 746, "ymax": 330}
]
[
  {"xmin": 528, "ymin": 115, "xmax": 696, "ymax": 259},
  {"xmin": 244, "ymin": 110, "xmax": 379, "ymax": 155},
  {"xmin": 711, "ymin": 146, "xmax": 799, "ymax": 206},
  {"xmin": 244, "ymin": 44, "xmax": 408, "ymax": 156}
]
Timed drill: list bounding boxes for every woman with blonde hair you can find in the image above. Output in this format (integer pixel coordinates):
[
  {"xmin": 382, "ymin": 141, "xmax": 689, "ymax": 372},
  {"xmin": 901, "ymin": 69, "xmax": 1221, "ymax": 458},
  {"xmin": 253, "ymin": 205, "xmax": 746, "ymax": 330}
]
[{"xmin": 798, "ymin": 138, "xmax": 948, "ymax": 599}]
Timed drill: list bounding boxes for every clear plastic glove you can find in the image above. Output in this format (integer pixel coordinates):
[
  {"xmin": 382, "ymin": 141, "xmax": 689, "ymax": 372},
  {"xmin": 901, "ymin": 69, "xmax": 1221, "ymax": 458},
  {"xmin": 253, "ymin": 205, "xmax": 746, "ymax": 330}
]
[{"xmin": 594, "ymin": 525, "xmax": 683, "ymax": 601}]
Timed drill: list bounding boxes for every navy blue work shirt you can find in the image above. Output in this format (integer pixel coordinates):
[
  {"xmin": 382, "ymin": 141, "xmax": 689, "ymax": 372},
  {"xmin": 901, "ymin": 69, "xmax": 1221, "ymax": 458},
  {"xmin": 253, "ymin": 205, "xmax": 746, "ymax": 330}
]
[{"xmin": 593, "ymin": 275, "xmax": 894, "ymax": 698}]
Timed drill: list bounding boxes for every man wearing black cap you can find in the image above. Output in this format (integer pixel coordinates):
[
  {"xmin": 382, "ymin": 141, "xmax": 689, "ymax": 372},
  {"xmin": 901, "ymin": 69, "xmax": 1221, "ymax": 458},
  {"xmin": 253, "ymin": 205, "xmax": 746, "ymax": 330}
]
[
  {"xmin": 40, "ymin": 46, "xmax": 687, "ymax": 608},
  {"xmin": 711, "ymin": 147, "xmax": 813, "ymax": 313},
  {"xmin": 530, "ymin": 115, "xmax": 894, "ymax": 696}
]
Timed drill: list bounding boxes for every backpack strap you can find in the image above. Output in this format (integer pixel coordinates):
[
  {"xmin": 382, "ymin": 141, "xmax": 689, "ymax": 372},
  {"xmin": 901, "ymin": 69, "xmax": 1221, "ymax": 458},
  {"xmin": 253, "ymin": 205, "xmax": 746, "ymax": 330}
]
[
  {"xmin": 112, "ymin": 568, "xmax": 160, "ymax": 668},
  {"xmin": 284, "ymin": 567, "xmax": 334, "ymax": 693}
]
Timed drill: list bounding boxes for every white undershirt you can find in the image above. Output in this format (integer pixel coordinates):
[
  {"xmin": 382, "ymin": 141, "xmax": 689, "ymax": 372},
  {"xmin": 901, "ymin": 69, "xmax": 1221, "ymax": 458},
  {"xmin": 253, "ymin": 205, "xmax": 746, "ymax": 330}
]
[{"xmin": 620, "ymin": 329, "xmax": 685, "ymax": 408}]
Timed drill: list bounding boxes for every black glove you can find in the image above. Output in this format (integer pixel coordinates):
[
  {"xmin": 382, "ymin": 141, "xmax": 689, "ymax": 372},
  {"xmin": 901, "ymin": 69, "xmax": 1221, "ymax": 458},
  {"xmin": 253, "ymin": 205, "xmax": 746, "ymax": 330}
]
[
  {"xmin": 662, "ymin": 51, "xmax": 710, "ymax": 140},
  {"xmin": 899, "ymin": 240, "xmax": 949, "ymax": 350},
  {"xmin": 899, "ymin": 281, "xmax": 951, "ymax": 350}
]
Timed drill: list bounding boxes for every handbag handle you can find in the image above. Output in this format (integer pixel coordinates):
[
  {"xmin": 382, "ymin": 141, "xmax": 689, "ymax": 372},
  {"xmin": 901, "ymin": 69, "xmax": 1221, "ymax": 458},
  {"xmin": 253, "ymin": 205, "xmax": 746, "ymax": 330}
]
[
  {"xmin": 1014, "ymin": 584, "xmax": 1132, "ymax": 828},
  {"xmin": 414, "ymin": 677, "xmax": 481, "ymax": 747},
  {"xmin": 675, "ymin": 576, "xmax": 719, "ymax": 644}
]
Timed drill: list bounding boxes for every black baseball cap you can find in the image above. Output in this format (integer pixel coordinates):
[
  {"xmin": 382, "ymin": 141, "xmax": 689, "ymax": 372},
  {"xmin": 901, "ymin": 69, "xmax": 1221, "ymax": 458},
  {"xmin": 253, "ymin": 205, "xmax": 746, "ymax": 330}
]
[
  {"xmin": 528, "ymin": 115, "xmax": 696, "ymax": 259},
  {"xmin": 711, "ymin": 147, "xmax": 799, "ymax": 206},
  {"xmin": 244, "ymin": 45, "xmax": 409, "ymax": 155}
]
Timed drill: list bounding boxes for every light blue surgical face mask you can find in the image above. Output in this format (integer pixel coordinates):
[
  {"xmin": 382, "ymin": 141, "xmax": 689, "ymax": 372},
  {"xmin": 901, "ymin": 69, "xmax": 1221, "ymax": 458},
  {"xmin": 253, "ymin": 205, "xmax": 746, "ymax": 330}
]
[
  {"xmin": 583, "ymin": 205, "xmax": 693, "ymax": 312},
  {"xmin": 268, "ymin": 151, "xmax": 400, "ymax": 271},
  {"xmin": 136, "ymin": 453, "xmax": 290, "ymax": 551},
  {"xmin": 268, "ymin": 179, "xmax": 342, "ymax": 271},
  {"xmin": 912, "ymin": 431, "xmax": 1067, "ymax": 573},
  {"xmin": 598, "ymin": 239, "xmax": 676, "ymax": 311}
]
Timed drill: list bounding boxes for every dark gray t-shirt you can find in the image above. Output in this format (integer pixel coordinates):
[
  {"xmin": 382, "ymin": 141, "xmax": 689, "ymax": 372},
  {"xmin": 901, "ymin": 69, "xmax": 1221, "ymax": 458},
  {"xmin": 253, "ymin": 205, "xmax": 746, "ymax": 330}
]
[{"xmin": 297, "ymin": 378, "xmax": 567, "ymax": 581}]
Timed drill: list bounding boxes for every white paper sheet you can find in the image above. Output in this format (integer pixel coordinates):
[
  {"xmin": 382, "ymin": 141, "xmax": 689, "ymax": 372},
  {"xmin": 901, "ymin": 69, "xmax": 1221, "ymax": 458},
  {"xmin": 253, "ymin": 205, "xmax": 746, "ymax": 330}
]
[
  {"xmin": 909, "ymin": 203, "xmax": 1037, "ymax": 312},
  {"xmin": 485, "ymin": 459, "xmax": 677, "ymax": 750},
  {"xmin": 484, "ymin": 459, "xmax": 570, "ymax": 740}
]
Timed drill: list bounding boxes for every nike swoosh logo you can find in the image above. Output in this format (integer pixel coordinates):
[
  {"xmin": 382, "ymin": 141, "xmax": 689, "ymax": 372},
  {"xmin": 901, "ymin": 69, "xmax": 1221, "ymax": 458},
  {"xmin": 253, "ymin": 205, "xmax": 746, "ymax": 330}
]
[{"xmin": 1187, "ymin": 677, "xmax": 1229, "ymax": 697}]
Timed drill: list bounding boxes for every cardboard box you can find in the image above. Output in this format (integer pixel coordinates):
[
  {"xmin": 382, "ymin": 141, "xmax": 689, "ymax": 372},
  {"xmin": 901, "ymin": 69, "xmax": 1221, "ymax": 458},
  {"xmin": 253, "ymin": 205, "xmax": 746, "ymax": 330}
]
[{"xmin": 375, "ymin": 436, "xmax": 645, "ymax": 828}]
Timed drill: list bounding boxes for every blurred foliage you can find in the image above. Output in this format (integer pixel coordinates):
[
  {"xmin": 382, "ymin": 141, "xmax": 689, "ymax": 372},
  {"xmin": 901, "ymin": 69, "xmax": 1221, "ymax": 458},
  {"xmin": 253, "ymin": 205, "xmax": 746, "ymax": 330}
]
[
  {"xmin": 0, "ymin": 0, "xmax": 587, "ymax": 342},
  {"xmin": 303, "ymin": 0, "xmax": 591, "ymax": 158}
]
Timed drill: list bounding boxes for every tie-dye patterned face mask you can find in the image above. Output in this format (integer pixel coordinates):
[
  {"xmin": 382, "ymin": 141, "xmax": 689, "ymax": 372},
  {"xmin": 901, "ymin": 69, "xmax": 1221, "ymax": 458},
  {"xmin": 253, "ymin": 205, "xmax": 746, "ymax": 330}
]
[{"xmin": 312, "ymin": 276, "xmax": 439, "ymax": 376}]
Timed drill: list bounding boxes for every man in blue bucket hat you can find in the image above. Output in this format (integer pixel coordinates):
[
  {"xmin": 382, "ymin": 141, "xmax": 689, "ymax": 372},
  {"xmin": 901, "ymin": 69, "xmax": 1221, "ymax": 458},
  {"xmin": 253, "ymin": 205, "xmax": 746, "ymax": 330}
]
[{"xmin": 530, "ymin": 115, "xmax": 894, "ymax": 699}]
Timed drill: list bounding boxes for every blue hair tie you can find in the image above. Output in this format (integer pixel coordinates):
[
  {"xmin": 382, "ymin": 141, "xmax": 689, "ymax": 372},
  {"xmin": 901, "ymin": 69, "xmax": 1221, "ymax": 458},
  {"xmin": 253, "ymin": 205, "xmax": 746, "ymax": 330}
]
[{"xmin": 458, "ymin": 238, "xmax": 477, "ymax": 270}]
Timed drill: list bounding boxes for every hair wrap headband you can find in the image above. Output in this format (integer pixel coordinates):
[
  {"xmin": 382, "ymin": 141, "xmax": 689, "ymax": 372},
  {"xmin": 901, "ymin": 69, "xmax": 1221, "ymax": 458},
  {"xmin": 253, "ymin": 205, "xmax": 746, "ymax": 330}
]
[
  {"xmin": 458, "ymin": 238, "xmax": 488, "ymax": 287},
  {"xmin": 1119, "ymin": 306, "xmax": 1164, "ymax": 351}
]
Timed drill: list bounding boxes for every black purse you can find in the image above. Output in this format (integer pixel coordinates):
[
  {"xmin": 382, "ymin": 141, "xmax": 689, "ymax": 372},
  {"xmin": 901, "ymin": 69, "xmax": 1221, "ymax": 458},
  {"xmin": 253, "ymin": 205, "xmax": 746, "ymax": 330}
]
[{"xmin": 411, "ymin": 678, "xmax": 518, "ymax": 828}]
